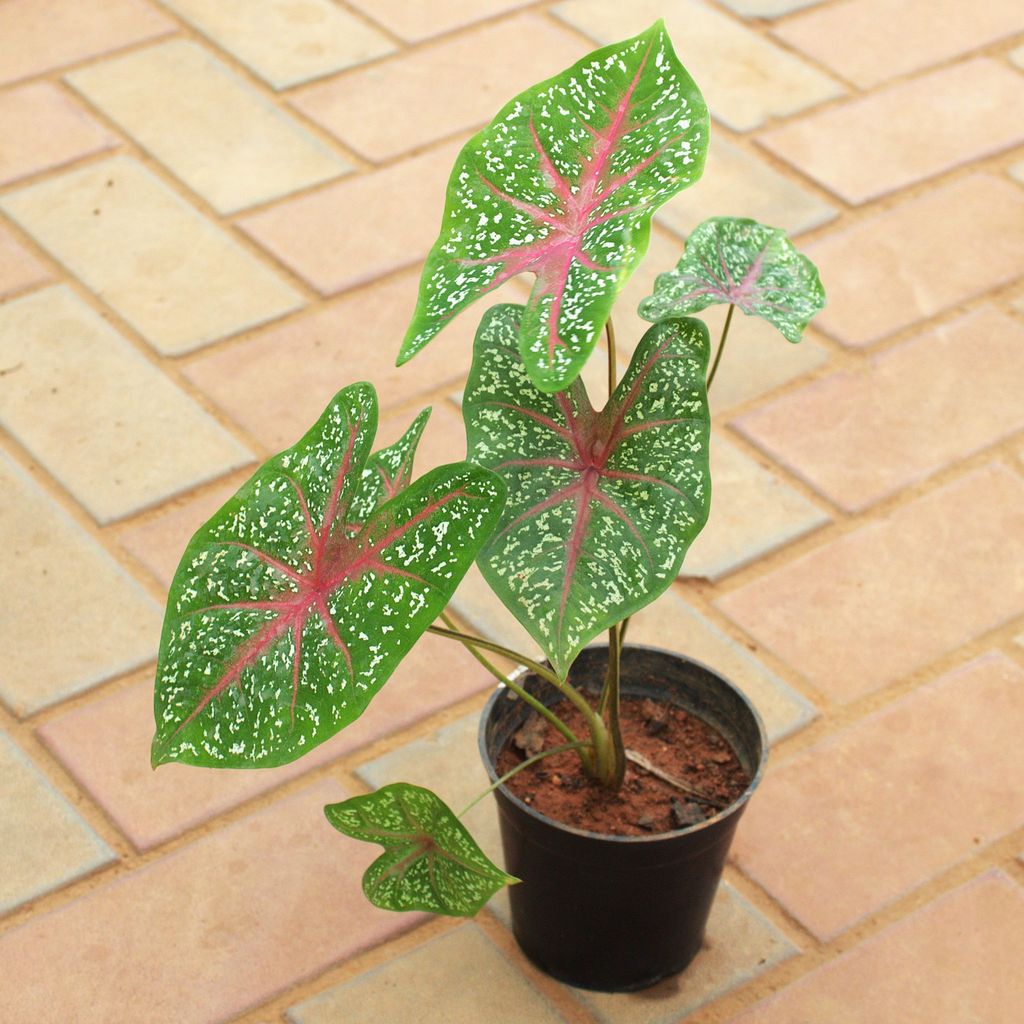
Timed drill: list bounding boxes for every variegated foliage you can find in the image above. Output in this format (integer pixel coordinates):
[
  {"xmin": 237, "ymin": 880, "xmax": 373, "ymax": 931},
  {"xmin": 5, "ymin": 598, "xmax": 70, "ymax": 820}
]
[
  {"xmin": 152, "ymin": 386, "xmax": 505, "ymax": 769},
  {"xmin": 399, "ymin": 20, "xmax": 708, "ymax": 394},
  {"xmin": 325, "ymin": 784, "xmax": 515, "ymax": 916},
  {"xmin": 464, "ymin": 305, "xmax": 711, "ymax": 678},
  {"xmin": 639, "ymin": 217, "xmax": 826, "ymax": 342}
]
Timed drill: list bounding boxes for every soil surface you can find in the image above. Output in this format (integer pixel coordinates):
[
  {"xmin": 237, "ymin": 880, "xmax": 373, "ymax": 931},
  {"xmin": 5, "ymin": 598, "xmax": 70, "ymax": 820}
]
[{"xmin": 496, "ymin": 695, "xmax": 750, "ymax": 836}]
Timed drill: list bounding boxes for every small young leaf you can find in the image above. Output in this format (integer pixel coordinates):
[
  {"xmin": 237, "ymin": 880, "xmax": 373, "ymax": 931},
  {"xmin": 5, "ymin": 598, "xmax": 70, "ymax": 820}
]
[
  {"xmin": 347, "ymin": 407, "xmax": 430, "ymax": 523},
  {"xmin": 639, "ymin": 216, "xmax": 826, "ymax": 342},
  {"xmin": 464, "ymin": 305, "xmax": 711, "ymax": 678},
  {"xmin": 324, "ymin": 784, "xmax": 516, "ymax": 917},
  {"xmin": 152, "ymin": 386, "xmax": 505, "ymax": 769},
  {"xmin": 399, "ymin": 20, "xmax": 708, "ymax": 394}
]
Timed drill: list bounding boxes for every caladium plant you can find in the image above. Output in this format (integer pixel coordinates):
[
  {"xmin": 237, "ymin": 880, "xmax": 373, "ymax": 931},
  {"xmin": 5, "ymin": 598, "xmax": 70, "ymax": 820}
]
[{"xmin": 152, "ymin": 22, "xmax": 826, "ymax": 919}]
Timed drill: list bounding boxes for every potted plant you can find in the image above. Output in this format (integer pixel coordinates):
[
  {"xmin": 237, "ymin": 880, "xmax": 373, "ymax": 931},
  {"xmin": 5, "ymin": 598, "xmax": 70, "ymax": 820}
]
[{"xmin": 151, "ymin": 21, "xmax": 824, "ymax": 993}]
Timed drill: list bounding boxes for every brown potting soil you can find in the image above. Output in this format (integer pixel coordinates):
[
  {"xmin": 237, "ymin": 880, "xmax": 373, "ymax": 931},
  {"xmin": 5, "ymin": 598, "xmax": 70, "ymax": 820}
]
[{"xmin": 496, "ymin": 695, "xmax": 750, "ymax": 836}]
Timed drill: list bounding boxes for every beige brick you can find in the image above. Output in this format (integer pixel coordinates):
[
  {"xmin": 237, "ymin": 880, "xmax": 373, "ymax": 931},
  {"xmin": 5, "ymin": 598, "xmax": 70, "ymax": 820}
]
[
  {"xmin": 239, "ymin": 141, "xmax": 461, "ymax": 295},
  {"xmin": 68, "ymin": 40, "xmax": 347, "ymax": 214},
  {"xmin": 291, "ymin": 15, "xmax": 585, "ymax": 162},
  {"xmin": 0, "ymin": 0, "xmax": 173, "ymax": 86},
  {"xmin": 717, "ymin": 465, "xmax": 1024, "ymax": 702},
  {"xmin": 553, "ymin": 0, "xmax": 844, "ymax": 132},
  {"xmin": 287, "ymin": 925, "xmax": 564, "ymax": 1024},
  {"xmin": 759, "ymin": 59, "xmax": 1024, "ymax": 204},
  {"xmin": 657, "ymin": 137, "xmax": 836, "ymax": 240},
  {"xmin": 1010, "ymin": 161, "xmax": 1024, "ymax": 186},
  {"xmin": 38, "ymin": 630, "xmax": 489, "ymax": 851},
  {"xmin": 685, "ymin": 431, "xmax": 829, "ymax": 578},
  {"xmin": 807, "ymin": 174, "xmax": 1024, "ymax": 346},
  {"xmin": 0, "ymin": 452, "xmax": 161, "ymax": 715},
  {"xmin": 1012, "ymin": 45, "xmax": 1024, "ymax": 70},
  {"xmin": 734, "ymin": 307, "xmax": 1024, "ymax": 511},
  {"xmin": 0, "ymin": 780, "xmax": 417, "ymax": 1024},
  {"xmin": 0, "ymin": 82, "xmax": 115, "ymax": 186},
  {"xmin": 1, "ymin": 157, "xmax": 304, "ymax": 355},
  {"xmin": 346, "ymin": 0, "xmax": 537, "ymax": 42},
  {"xmin": 0, "ymin": 223, "xmax": 50, "ymax": 299},
  {"xmin": 161, "ymin": 0, "xmax": 395, "ymax": 89},
  {"xmin": 718, "ymin": 0, "xmax": 826, "ymax": 13},
  {"xmin": 774, "ymin": 0, "xmax": 1024, "ymax": 88},
  {"xmin": 0, "ymin": 733, "xmax": 114, "ymax": 913},
  {"xmin": 0, "ymin": 286, "xmax": 252, "ymax": 523}
]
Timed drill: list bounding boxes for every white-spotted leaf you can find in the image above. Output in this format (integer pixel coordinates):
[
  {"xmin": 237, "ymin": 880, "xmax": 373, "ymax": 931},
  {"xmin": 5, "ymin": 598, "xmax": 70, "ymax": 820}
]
[
  {"xmin": 464, "ymin": 305, "xmax": 711, "ymax": 678},
  {"xmin": 639, "ymin": 216, "xmax": 826, "ymax": 342},
  {"xmin": 324, "ymin": 784, "xmax": 516, "ymax": 916},
  {"xmin": 399, "ymin": 20, "xmax": 708, "ymax": 394},
  {"xmin": 152, "ymin": 386, "xmax": 505, "ymax": 769}
]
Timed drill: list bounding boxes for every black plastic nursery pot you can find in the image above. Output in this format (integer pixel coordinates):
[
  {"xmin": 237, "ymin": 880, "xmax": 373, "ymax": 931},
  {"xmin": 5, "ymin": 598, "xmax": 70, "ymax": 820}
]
[{"xmin": 478, "ymin": 643, "xmax": 768, "ymax": 993}]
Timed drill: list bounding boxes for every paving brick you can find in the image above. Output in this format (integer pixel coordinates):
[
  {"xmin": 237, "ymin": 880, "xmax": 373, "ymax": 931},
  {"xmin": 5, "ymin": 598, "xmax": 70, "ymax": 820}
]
[
  {"xmin": 734, "ymin": 307, "xmax": 1024, "ymax": 512},
  {"xmin": 718, "ymin": 465, "xmax": 1024, "ymax": 702},
  {"xmin": 0, "ymin": 452, "xmax": 161, "ymax": 716},
  {"xmin": 0, "ymin": 82, "xmax": 115, "ymax": 186},
  {"xmin": 1, "ymin": 156, "xmax": 304, "ymax": 355},
  {"xmin": 67, "ymin": 40, "xmax": 347, "ymax": 214},
  {"xmin": 290, "ymin": 15, "xmax": 584, "ymax": 162},
  {"xmin": 345, "ymin": 0, "xmax": 536, "ymax": 42},
  {"xmin": 38, "ymin": 630, "xmax": 487, "ymax": 851},
  {"xmin": 685, "ymin": 431, "xmax": 829, "ymax": 579},
  {"xmin": 759, "ymin": 59, "xmax": 1024, "ymax": 205},
  {"xmin": 0, "ymin": 0, "xmax": 174, "ymax": 86},
  {"xmin": 806, "ymin": 174, "xmax": 1024, "ymax": 347},
  {"xmin": 0, "ymin": 223, "xmax": 50, "ymax": 299},
  {"xmin": 0, "ymin": 780, "xmax": 417, "ymax": 1024},
  {"xmin": 574, "ymin": 885, "xmax": 796, "ymax": 1024},
  {"xmin": 0, "ymin": 286, "xmax": 252, "ymax": 523},
  {"xmin": 1012, "ymin": 45, "xmax": 1024, "ymax": 70},
  {"xmin": 1010, "ymin": 161, "xmax": 1024, "ymax": 186},
  {"xmin": 239, "ymin": 141, "xmax": 463, "ymax": 295},
  {"xmin": 161, "ymin": 0, "xmax": 396, "ymax": 89},
  {"xmin": 0, "ymin": 733, "xmax": 114, "ymax": 914},
  {"xmin": 730, "ymin": 870, "xmax": 1024, "ymax": 1021},
  {"xmin": 553, "ymin": 0, "xmax": 844, "ymax": 132},
  {"xmin": 287, "ymin": 925, "xmax": 565, "ymax": 1024},
  {"xmin": 774, "ymin": 0, "xmax": 1024, "ymax": 89},
  {"xmin": 717, "ymin": 0, "xmax": 826, "ymax": 13},
  {"xmin": 656, "ymin": 137, "xmax": 836, "ymax": 240}
]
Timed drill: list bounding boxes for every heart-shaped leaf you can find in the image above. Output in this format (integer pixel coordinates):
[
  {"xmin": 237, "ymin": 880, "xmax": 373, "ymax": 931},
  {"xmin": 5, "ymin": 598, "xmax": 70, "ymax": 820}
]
[
  {"xmin": 639, "ymin": 216, "xmax": 826, "ymax": 342},
  {"xmin": 347, "ymin": 407, "xmax": 430, "ymax": 523},
  {"xmin": 152, "ymin": 386, "xmax": 505, "ymax": 769},
  {"xmin": 324, "ymin": 784, "xmax": 516, "ymax": 916},
  {"xmin": 464, "ymin": 305, "xmax": 711, "ymax": 678},
  {"xmin": 398, "ymin": 20, "xmax": 708, "ymax": 394}
]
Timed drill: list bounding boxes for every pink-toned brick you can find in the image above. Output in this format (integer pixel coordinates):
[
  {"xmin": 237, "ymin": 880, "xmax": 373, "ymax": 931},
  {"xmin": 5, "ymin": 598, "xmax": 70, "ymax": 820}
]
[
  {"xmin": 733, "ymin": 307, "xmax": 1024, "ymax": 511},
  {"xmin": 732, "ymin": 654, "xmax": 1024, "ymax": 938},
  {"xmin": 290, "ymin": 14, "xmax": 584, "ymax": 162},
  {"xmin": 0, "ymin": 780, "xmax": 418, "ymax": 1024},
  {"xmin": 716, "ymin": 465, "xmax": 1024, "ymax": 703},
  {"xmin": 0, "ymin": 223, "xmax": 49, "ymax": 299},
  {"xmin": 773, "ymin": 0, "xmax": 1024, "ymax": 88},
  {"xmin": 730, "ymin": 870, "xmax": 1024, "ymax": 1022},
  {"xmin": 759, "ymin": 59, "xmax": 1024, "ymax": 205},
  {"xmin": 0, "ymin": 0, "xmax": 174, "ymax": 86},
  {"xmin": 38, "ymin": 630, "xmax": 489, "ymax": 851},
  {"xmin": 345, "ymin": 0, "xmax": 536, "ymax": 42},
  {"xmin": 0, "ymin": 82, "xmax": 115, "ymax": 186},
  {"xmin": 238, "ymin": 141, "xmax": 461, "ymax": 295},
  {"xmin": 807, "ymin": 174, "xmax": 1024, "ymax": 346}
]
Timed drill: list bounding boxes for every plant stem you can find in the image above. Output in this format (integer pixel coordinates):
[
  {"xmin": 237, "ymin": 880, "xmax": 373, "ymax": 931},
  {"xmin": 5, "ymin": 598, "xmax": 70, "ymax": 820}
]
[
  {"xmin": 706, "ymin": 303, "xmax": 735, "ymax": 390},
  {"xmin": 594, "ymin": 622, "xmax": 626, "ymax": 788},
  {"xmin": 458, "ymin": 741, "xmax": 589, "ymax": 818},
  {"xmin": 605, "ymin": 316, "xmax": 617, "ymax": 400}
]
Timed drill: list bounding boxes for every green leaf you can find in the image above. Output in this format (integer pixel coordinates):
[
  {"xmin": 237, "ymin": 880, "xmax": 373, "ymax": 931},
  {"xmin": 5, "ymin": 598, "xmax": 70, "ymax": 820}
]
[
  {"xmin": 152, "ymin": 386, "xmax": 505, "ymax": 769},
  {"xmin": 464, "ymin": 305, "xmax": 711, "ymax": 678},
  {"xmin": 324, "ymin": 784, "xmax": 516, "ymax": 917},
  {"xmin": 399, "ymin": 20, "xmax": 708, "ymax": 394},
  {"xmin": 347, "ymin": 407, "xmax": 430, "ymax": 523},
  {"xmin": 639, "ymin": 216, "xmax": 826, "ymax": 342}
]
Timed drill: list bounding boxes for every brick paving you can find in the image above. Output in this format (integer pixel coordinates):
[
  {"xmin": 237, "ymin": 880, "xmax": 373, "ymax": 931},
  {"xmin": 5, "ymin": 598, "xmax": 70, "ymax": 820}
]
[{"xmin": 0, "ymin": 2, "xmax": 1021, "ymax": 1022}]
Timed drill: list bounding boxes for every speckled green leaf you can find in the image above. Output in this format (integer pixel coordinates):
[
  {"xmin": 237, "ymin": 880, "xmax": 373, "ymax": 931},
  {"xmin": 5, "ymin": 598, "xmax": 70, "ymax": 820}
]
[
  {"xmin": 464, "ymin": 305, "xmax": 711, "ymax": 678},
  {"xmin": 324, "ymin": 784, "xmax": 516, "ymax": 916},
  {"xmin": 152, "ymin": 386, "xmax": 504, "ymax": 769},
  {"xmin": 347, "ymin": 407, "xmax": 430, "ymax": 523},
  {"xmin": 398, "ymin": 20, "xmax": 708, "ymax": 394},
  {"xmin": 639, "ymin": 217, "xmax": 826, "ymax": 342}
]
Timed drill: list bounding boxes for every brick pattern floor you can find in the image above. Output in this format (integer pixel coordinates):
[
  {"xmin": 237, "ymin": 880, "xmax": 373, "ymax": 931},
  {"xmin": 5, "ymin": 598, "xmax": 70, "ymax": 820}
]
[{"xmin": 1, "ymin": 2, "xmax": 1022, "ymax": 1022}]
